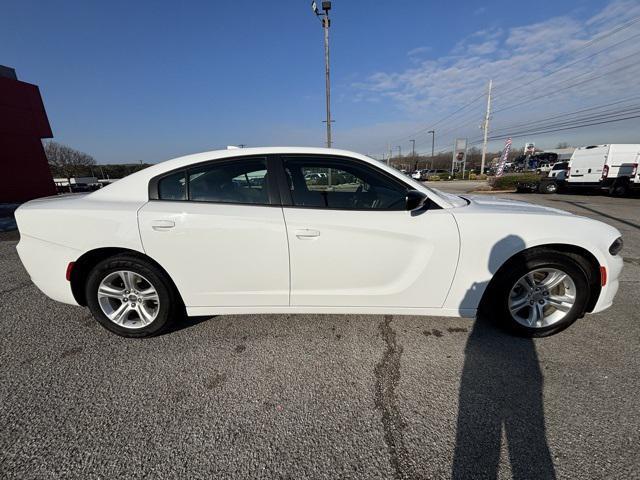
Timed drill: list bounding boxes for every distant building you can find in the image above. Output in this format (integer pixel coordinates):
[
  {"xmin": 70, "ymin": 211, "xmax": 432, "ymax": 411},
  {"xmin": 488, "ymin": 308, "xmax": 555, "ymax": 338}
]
[{"xmin": 0, "ymin": 66, "xmax": 56, "ymax": 202}]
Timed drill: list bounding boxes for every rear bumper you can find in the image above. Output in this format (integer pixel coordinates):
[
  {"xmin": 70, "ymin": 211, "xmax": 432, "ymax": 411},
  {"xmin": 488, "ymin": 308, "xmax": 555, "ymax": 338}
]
[
  {"xmin": 591, "ymin": 254, "xmax": 624, "ymax": 314},
  {"xmin": 601, "ymin": 177, "xmax": 640, "ymax": 188},
  {"xmin": 16, "ymin": 234, "xmax": 80, "ymax": 306}
]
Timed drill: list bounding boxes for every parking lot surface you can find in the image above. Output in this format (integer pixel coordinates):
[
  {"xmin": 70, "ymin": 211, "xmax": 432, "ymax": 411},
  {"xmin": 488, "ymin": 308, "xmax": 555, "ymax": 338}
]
[{"xmin": 1, "ymin": 189, "xmax": 639, "ymax": 479}]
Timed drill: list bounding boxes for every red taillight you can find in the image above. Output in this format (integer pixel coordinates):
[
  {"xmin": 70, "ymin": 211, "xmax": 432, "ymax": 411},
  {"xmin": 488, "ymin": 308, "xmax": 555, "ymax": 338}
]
[
  {"xmin": 632, "ymin": 163, "xmax": 638, "ymax": 177},
  {"xmin": 566, "ymin": 166, "xmax": 571, "ymax": 178},
  {"xmin": 65, "ymin": 262, "xmax": 75, "ymax": 281},
  {"xmin": 600, "ymin": 266, "xmax": 607, "ymax": 286},
  {"xmin": 602, "ymin": 164, "xmax": 609, "ymax": 179}
]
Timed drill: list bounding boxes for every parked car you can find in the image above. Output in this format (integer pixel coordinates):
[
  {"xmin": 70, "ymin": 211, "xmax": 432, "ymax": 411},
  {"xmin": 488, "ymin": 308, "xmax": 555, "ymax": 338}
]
[
  {"xmin": 549, "ymin": 161, "xmax": 569, "ymax": 181},
  {"xmin": 536, "ymin": 162, "xmax": 553, "ymax": 174},
  {"xmin": 15, "ymin": 147, "xmax": 623, "ymax": 338},
  {"xmin": 538, "ymin": 161, "xmax": 570, "ymax": 194},
  {"xmin": 567, "ymin": 144, "xmax": 640, "ymax": 194}
]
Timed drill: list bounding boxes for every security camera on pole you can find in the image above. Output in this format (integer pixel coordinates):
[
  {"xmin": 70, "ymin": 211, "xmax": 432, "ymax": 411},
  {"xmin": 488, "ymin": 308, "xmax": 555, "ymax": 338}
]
[{"xmin": 311, "ymin": 1, "xmax": 333, "ymax": 148}]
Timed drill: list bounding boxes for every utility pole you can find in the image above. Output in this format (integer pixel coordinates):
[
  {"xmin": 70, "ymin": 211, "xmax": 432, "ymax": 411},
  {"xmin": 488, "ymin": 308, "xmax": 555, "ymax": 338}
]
[
  {"xmin": 312, "ymin": 1, "xmax": 333, "ymax": 148},
  {"xmin": 480, "ymin": 79, "xmax": 493, "ymax": 175},
  {"xmin": 410, "ymin": 139, "xmax": 416, "ymax": 170},
  {"xmin": 387, "ymin": 143, "xmax": 392, "ymax": 166},
  {"xmin": 428, "ymin": 130, "xmax": 435, "ymax": 168}
]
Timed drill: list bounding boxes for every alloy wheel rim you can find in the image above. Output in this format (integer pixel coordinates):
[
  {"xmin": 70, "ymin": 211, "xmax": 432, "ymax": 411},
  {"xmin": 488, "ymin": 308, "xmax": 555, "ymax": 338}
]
[
  {"xmin": 97, "ymin": 271, "xmax": 160, "ymax": 329},
  {"xmin": 508, "ymin": 268, "xmax": 576, "ymax": 329}
]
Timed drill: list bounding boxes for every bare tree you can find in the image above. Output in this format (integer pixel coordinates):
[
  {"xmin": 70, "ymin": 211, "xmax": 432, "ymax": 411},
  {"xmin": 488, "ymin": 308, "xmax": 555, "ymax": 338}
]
[
  {"xmin": 556, "ymin": 142, "xmax": 571, "ymax": 149},
  {"xmin": 43, "ymin": 141, "xmax": 96, "ymax": 192}
]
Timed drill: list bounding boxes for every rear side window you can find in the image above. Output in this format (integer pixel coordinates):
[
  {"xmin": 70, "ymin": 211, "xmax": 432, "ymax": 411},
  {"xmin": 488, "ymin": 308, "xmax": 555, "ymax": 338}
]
[
  {"xmin": 158, "ymin": 171, "xmax": 186, "ymax": 200},
  {"xmin": 188, "ymin": 158, "xmax": 268, "ymax": 205}
]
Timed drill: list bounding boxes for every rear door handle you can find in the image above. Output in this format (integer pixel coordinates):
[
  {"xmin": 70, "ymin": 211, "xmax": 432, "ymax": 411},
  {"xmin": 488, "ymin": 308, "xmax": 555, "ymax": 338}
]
[
  {"xmin": 295, "ymin": 229, "xmax": 320, "ymax": 239},
  {"xmin": 151, "ymin": 220, "xmax": 175, "ymax": 231}
]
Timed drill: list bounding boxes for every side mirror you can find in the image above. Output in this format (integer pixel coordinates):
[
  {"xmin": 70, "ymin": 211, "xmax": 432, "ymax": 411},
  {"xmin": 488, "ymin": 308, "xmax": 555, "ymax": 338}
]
[{"xmin": 405, "ymin": 189, "xmax": 429, "ymax": 211}]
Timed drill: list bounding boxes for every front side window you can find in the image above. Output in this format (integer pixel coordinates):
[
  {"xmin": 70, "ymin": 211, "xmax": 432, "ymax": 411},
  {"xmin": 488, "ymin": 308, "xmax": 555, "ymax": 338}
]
[
  {"xmin": 188, "ymin": 158, "xmax": 268, "ymax": 204},
  {"xmin": 283, "ymin": 156, "xmax": 407, "ymax": 210}
]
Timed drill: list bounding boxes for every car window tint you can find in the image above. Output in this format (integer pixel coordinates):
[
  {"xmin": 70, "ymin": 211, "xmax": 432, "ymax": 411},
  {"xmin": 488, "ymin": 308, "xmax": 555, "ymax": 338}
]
[
  {"xmin": 283, "ymin": 157, "xmax": 407, "ymax": 210},
  {"xmin": 158, "ymin": 170, "xmax": 186, "ymax": 200},
  {"xmin": 188, "ymin": 158, "xmax": 268, "ymax": 205}
]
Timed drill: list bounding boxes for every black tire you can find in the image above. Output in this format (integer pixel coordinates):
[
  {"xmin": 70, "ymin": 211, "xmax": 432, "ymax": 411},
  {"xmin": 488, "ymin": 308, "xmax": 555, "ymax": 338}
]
[
  {"xmin": 608, "ymin": 178, "xmax": 630, "ymax": 197},
  {"xmin": 86, "ymin": 254, "xmax": 182, "ymax": 337},
  {"xmin": 484, "ymin": 250, "xmax": 591, "ymax": 337},
  {"xmin": 539, "ymin": 179, "xmax": 558, "ymax": 194}
]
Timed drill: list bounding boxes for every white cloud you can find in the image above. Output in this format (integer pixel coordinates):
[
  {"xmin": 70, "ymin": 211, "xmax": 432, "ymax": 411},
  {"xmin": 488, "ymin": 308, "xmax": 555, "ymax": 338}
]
[
  {"xmin": 349, "ymin": 0, "xmax": 640, "ymax": 154},
  {"xmin": 407, "ymin": 46, "xmax": 432, "ymax": 57}
]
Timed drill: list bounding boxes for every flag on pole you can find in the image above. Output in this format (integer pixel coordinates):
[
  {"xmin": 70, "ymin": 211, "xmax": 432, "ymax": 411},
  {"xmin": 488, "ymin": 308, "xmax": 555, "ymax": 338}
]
[{"xmin": 496, "ymin": 137, "xmax": 512, "ymax": 177}]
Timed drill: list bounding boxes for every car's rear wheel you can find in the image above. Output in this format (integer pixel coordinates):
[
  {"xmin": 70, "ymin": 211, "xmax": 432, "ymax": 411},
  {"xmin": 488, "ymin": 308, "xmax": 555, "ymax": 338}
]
[
  {"xmin": 486, "ymin": 251, "xmax": 590, "ymax": 337},
  {"xmin": 608, "ymin": 178, "xmax": 630, "ymax": 196},
  {"xmin": 86, "ymin": 255, "xmax": 181, "ymax": 337}
]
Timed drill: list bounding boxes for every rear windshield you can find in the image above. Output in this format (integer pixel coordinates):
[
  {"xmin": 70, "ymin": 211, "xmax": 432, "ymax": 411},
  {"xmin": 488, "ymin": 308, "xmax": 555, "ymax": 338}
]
[{"xmin": 552, "ymin": 163, "xmax": 568, "ymax": 170}]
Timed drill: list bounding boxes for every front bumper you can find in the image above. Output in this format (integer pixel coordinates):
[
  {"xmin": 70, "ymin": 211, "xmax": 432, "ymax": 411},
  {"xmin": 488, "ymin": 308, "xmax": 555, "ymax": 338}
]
[{"xmin": 591, "ymin": 253, "xmax": 624, "ymax": 313}]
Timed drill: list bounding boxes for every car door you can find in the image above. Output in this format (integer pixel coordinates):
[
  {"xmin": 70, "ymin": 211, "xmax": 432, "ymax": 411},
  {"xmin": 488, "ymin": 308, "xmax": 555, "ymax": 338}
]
[
  {"xmin": 138, "ymin": 156, "xmax": 290, "ymax": 308},
  {"xmin": 277, "ymin": 155, "xmax": 459, "ymax": 308}
]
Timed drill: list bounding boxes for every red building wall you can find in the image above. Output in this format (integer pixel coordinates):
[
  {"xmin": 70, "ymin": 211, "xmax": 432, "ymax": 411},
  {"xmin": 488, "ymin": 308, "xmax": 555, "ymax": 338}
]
[{"xmin": 0, "ymin": 74, "xmax": 56, "ymax": 202}]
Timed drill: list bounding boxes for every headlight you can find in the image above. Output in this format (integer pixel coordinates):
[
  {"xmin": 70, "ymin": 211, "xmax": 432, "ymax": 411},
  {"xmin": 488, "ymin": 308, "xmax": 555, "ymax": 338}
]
[{"xmin": 609, "ymin": 237, "xmax": 623, "ymax": 256}]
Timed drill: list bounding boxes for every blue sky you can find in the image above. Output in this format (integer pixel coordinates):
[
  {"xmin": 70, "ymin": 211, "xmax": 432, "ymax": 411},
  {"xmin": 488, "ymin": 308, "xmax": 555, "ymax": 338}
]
[{"xmin": 2, "ymin": 0, "xmax": 639, "ymax": 163}]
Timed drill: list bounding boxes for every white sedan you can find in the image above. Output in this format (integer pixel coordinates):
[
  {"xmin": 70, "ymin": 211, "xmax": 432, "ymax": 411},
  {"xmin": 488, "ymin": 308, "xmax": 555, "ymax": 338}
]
[{"xmin": 15, "ymin": 147, "xmax": 623, "ymax": 338}]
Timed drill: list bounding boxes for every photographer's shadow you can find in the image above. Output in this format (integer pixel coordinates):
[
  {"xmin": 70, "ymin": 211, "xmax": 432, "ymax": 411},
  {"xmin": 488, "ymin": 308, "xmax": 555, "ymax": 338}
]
[{"xmin": 452, "ymin": 235, "xmax": 556, "ymax": 479}]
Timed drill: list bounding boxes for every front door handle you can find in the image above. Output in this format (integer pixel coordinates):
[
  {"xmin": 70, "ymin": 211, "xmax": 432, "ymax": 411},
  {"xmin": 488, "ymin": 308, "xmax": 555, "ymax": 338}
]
[
  {"xmin": 151, "ymin": 220, "xmax": 175, "ymax": 231},
  {"xmin": 295, "ymin": 229, "xmax": 320, "ymax": 239}
]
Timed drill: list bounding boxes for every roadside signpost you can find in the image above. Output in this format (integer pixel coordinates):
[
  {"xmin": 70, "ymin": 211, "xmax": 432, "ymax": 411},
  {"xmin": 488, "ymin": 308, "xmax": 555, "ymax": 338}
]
[{"xmin": 452, "ymin": 138, "xmax": 468, "ymax": 177}]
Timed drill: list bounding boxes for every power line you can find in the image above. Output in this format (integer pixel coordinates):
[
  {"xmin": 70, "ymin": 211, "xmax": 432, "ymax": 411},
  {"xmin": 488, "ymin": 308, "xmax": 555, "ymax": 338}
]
[
  {"xmin": 492, "ymin": 114, "xmax": 640, "ymax": 141},
  {"xmin": 496, "ymin": 25, "xmax": 640, "ymax": 100},
  {"xmin": 374, "ymin": 15, "xmax": 640, "ymax": 156},
  {"xmin": 489, "ymin": 103, "xmax": 640, "ymax": 137},
  {"xmin": 492, "ymin": 57, "xmax": 640, "ymax": 114},
  {"xmin": 488, "ymin": 94, "xmax": 640, "ymax": 132}
]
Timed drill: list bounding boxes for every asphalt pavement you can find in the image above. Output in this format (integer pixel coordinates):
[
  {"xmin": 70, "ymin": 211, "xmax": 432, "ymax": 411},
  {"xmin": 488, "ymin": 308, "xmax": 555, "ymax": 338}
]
[{"xmin": 1, "ymin": 188, "xmax": 639, "ymax": 479}]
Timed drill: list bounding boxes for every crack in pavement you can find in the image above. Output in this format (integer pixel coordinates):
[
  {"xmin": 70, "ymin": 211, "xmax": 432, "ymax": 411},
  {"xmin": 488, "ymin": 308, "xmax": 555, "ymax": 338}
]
[
  {"xmin": 0, "ymin": 281, "xmax": 32, "ymax": 295},
  {"xmin": 374, "ymin": 315, "xmax": 419, "ymax": 480}
]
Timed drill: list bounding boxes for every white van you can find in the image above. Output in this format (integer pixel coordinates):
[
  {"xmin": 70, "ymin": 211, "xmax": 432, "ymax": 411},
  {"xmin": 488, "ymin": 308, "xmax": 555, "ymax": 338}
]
[
  {"xmin": 601, "ymin": 144, "xmax": 640, "ymax": 195},
  {"xmin": 567, "ymin": 144, "xmax": 640, "ymax": 193}
]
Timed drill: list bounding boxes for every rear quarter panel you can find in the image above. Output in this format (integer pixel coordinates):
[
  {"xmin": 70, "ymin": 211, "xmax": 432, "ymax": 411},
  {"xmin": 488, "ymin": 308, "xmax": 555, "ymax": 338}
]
[{"xmin": 15, "ymin": 196, "xmax": 146, "ymax": 253}]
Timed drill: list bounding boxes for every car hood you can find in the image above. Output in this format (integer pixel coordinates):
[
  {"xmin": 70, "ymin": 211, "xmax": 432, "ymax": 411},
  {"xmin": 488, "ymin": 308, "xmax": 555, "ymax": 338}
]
[
  {"xmin": 459, "ymin": 194, "xmax": 574, "ymax": 216},
  {"xmin": 428, "ymin": 188, "xmax": 468, "ymax": 207}
]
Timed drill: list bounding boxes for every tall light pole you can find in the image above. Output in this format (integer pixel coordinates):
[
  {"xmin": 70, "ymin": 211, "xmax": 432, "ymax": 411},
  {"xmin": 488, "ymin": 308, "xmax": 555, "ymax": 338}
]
[
  {"xmin": 312, "ymin": 1, "xmax": 333, "ymax": 148},
  {"xmin": 410, "ymin": 139, "xmax": 417, "ymax": 170},
  {"xmin": 428, "ymin": 130, "xmax": 435, "ymax": 168}
]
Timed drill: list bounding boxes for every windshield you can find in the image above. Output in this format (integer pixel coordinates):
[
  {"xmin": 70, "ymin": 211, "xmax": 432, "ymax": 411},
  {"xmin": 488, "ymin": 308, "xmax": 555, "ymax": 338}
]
[{"xmin": 552, "ymin": 163, "xmax": 568, "ymax": 170}]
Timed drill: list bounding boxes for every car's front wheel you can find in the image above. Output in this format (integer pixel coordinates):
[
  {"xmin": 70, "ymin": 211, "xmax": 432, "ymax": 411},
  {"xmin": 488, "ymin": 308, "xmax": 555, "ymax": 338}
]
[
  {"xmin": 486, "ymin": 251, "xmax": 591, "ymax": 337},
  {"xmin": 86, "ymin": 255, "xmax": 181, "ymax": 337},
  {"xmin": 539, "ymin": 179, "xmax": 558, "ymax": 194}
]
